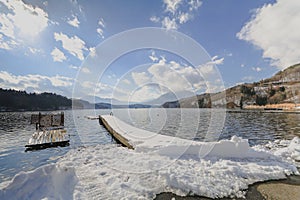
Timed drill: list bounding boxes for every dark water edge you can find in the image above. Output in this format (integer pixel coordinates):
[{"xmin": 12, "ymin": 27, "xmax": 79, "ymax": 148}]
[{"xmin": 155, "ymin": 174, "xmax": 300, "ymax": 200}]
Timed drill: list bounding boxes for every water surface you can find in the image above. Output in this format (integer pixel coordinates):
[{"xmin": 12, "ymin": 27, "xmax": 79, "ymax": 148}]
[{"xmin": 1, "ymin": 108, "xmax": 300, "ymax": 183}]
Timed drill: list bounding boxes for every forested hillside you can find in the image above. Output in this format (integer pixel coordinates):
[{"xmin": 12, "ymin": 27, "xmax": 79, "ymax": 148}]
[{"xmin": 0, "ymin": 88, "xmax": 72, "ymax": 111}]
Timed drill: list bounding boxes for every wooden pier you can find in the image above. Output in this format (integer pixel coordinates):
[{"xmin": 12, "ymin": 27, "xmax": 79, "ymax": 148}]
[
  {"xmin": 98, "ymin": 115, "xmax": 193, "ymax": 152},
  {"xmin": 98, "ymin": 115, "xmax": 272, "ymax": 159},
  {"xmin": 99, "ymin": 115, "xmax": 134, "ymax": 149}
]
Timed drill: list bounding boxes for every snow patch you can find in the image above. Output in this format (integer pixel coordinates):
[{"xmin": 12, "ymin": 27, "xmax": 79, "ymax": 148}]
[{"xmin": 0, "ymin": 164, "xmax": 77, "ymax": 200}]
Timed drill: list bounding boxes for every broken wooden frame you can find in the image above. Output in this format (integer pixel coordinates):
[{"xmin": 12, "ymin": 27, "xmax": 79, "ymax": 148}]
[{"xmin": 31, "ymin": 112, "xmax": 64, "ymax": 130}]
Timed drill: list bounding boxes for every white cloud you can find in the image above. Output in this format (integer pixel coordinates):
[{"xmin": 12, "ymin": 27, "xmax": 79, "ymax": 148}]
[
  {"xmin": 252, "ymin": 67, "xmax": 262, "ymax": 72},
  {"xmin": 0, "ymin": 71, "xmax": 73, "ymax": 95},
  {"xmin": 51, "ymin": 47, "xmax": 66, "ymax": 62},
  {"xmin": 178, "ymin": 12, "xmax": 190, "ymax": 24},
  {"xmin": 164, "ymin": 0, "xmax": 182, "ymax": 14},
  {"xmin": 130, "ymin": 85, "xmax": 162, "ymax": 102},
  {"xmin": 150, "ymin": 16, "xmax": 160, "ymax": 23},
  {"xmin": 28, "ymin": 47, "xmax": 42, "ymax": 54},
  {"xmin": 209, "ymin": 56, "xmax": 224, "ymax": 65},
  {"xmin": 237, "ymin": 0, "xmax": 300, "ymax": 69},
  {"xmin": 81, "ymin": 67, "xmax": 91, "ymax": 74},
  {"xmin": 122, "ymin": 79, "xmax": 131, "ymax": 85},
  {"xmin": 67, "ymin": 15, "xmax": 80, "ymax": 28},
  {"xmin": 89, "ymin": 47, "xmax": 96, "ymax": 57},
  {"xmin": 81, "ymin": 81, "xmax": 95, "ymax": 89},
  {"xmin": 98, "ymin": 18, "xmax": 105, "ymax": 28},
  {"xmin": 147, "ymin": 58, "xmax": 203, "ymax": 92},
  {"xmin": 132, "ymin": 72, "xmax": 151, "ymax": 86},
  {"xmin": 189, "ymin": 0, "xmax": 202, "ymax": 11},
  {"xmin": 162, "ymin": 17, "xmax": 178, "ymax": 30},
  {"xmin": 213, "ymin": 58, "xmax": 224, "ymax": 65},
  {"xmin": 97, "ymin": 28, "xmax": 104, "ymax": 38},
  {"xmin": 241, "ymin": 64, "xmax": 245, "ymax": 68},
  {"xmin": 149, "ymin": 51, "xmax": 159, "ymax": 62},
  {"xmin": 54, "ymin": 32, "xmax": 87, "ymax": 60},
  {"xmin": 0, "ymin": 15, "xmax": 15, "ymax": 39},
  {"xmin": 198, "ymin": 64, "xmax": 214, "ymax": 75},
  {"xmin": 49, "ymin": 75, "xmax": 73, "ymax": 87},
  {"xmin": 96, "ymin": 18, "xmax": 105, "ymax": 38},
  {"xmin": 196, "ymin": 57, "xmax": 225, "ymax": 93},
  {"xmin": 0, "ymin": 34, "xmax": 13, "ymax": 49},
  {"xmin": 69, "ymin": 0, "xmax": 84, "ymax": 14},
  {"xmin": 95, "ymin": 57, "xmax": 223, "ymax": 102},
  {"xmin": 69, "ymin": 65, "xmax": 79, "ymax": 70},
  {"xmin": 152, "ymin": 0, "xmax": 202, "ymax": 30},
  {"xmin": 0, "ymin": 0, "xmax": 49, "ymax": 49},
  {"xmin": 119, "ymin": 60, "xmax": 202, "ymax": 102}
]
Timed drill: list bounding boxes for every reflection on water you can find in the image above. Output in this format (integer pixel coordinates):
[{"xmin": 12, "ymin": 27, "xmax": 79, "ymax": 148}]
[{"xmin": 0, "ymin": 108, "xmax": 300, "ymax": 182}]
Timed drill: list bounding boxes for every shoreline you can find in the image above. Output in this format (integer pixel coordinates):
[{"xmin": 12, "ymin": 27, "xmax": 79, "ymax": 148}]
[
  {"xmin": 155, "ymin": 174, "xmax": 300, "ymax": 200},
  {"xmin": 227, "ymin": 109, "xmax": 300, "ymax": 114}
]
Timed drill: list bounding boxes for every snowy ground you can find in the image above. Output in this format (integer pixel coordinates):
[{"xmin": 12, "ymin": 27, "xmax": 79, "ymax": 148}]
[{"xmin": 0, "ymin": 115, "xmax": 299, "ymax": 199}]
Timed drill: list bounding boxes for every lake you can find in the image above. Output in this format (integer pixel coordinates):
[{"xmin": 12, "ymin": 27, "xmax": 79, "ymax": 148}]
[{"xmin": 1, "ymin": 108, "xmax": 300, "ymax": 183}]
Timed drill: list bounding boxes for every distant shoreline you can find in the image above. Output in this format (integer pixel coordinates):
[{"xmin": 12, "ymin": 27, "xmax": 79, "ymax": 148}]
[
  {"xmin": 244, "ymin": 103, "xmax": 300, "ymax": 111},
  {"xmin": 2, "ymin": 106, "xmax": 300, "ymax": 113}
]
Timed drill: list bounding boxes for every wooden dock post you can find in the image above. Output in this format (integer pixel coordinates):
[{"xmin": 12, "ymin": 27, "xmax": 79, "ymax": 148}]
[{"xmin": 99, "ymin": 115, "xmax": 134, "ymax": 150}]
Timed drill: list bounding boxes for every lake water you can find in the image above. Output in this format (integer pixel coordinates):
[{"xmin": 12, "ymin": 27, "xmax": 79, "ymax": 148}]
[{"xmin": 1, "ymin": 108, "xmax": 300, "ymax": 183}]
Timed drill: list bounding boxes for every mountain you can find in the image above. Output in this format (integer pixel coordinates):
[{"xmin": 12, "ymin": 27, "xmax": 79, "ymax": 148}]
[
  {"xmin": 162, "ymin": 63, "xmax": 300, "ymax": 109},
  {"xmin": 81, "ymin": 95, "xmax": 126, "ymax": 105},
  {"xmin": 146, "ymin": 91, "xmax": 195, "ymax": 105},
  {"xmin": 72, "ymin": 99, "xmax": 151, "ymax": 109}
]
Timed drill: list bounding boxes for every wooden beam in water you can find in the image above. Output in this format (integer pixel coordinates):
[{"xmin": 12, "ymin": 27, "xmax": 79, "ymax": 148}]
[{"xmin": 99, "ymin": 115, "xmax": 134, "ymax": 150}]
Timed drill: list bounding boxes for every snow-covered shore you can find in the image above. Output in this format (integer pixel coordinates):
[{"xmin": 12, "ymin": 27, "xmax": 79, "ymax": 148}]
[{"xmin": 0, "ymin": 115, "xmax": 299, "ymax": 199}]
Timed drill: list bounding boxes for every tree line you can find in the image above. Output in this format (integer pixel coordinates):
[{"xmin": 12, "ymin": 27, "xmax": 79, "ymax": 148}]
[{"xmin": 0, "ymin": 88, "xmax": 72, "ymax": 111}]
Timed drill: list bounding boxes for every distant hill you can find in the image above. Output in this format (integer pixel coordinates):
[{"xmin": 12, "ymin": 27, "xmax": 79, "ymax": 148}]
[
  {"xmin": 0, "ymin": 88, "xmax": 72, "ymax": 111},
  {"xmin": 0, "ymin": 88, "xmax": 152, "ymax": 111},
  {"xmin": 80, "ymin": 95, "xmax": 126, "ymax": 105},
  {"xmin": 146, "ymin": 91, "xmax": 194, "ymax": 105},
  {"xmin": 162, "ymin": 63, "xmax": 300, "ymax": 108}
]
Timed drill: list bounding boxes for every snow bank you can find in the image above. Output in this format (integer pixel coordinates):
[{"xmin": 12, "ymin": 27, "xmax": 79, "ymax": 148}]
[
  {"xmin": 1, "ymin": 139, "xmax": 299, "ymax": 199},
  {"xmin": 254, "ymin": 137, "xmax": 300, "ymax": 167},
  {"xmin": 1, "ymin": 115, "xmax": 299, "ymax": 199},
  {"xmin": 0, "ymin": 164, "xmax": 77, "ymax": 200},
  {"xmin": 58, "ymin": 141, "xmax": 298, "ymax": 199}
]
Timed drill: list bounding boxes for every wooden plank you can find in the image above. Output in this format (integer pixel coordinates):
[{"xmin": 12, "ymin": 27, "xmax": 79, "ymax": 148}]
[
  {"xmin": 30, "ymin": 112, "xmax": 64, "ymax": 127},
  {"xmin": 25, "ymin": 140, "xmax": 70, "ymax": 151},
  {"xmin": 99, "ymin": 115, "xmax": 134, "ymax": 150},
  {"xmin": 30, "ymin": 114, "xmax": 39, "ymax": 124}
]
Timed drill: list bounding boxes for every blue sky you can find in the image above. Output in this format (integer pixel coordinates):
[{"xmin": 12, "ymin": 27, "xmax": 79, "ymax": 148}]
[{"xmin": 0, "ymin": 0, "xmax": 299, "ymax": 103}]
